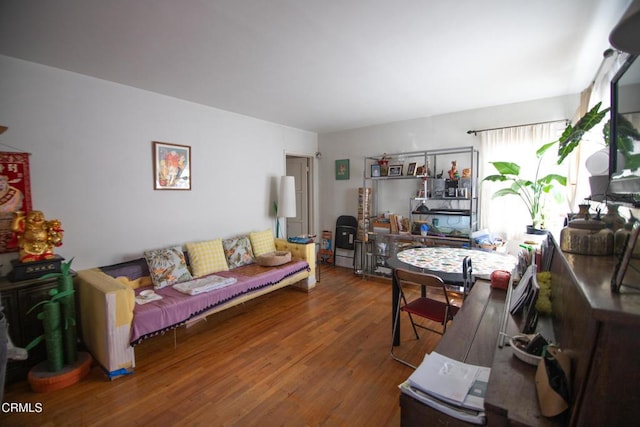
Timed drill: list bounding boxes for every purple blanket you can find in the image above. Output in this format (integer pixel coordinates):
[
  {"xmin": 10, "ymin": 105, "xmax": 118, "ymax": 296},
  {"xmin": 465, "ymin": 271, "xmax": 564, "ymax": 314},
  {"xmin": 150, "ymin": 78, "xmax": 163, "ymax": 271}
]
[{"xmin": 130, "ymin": 260, "xmax": 309, "ymax": 345}]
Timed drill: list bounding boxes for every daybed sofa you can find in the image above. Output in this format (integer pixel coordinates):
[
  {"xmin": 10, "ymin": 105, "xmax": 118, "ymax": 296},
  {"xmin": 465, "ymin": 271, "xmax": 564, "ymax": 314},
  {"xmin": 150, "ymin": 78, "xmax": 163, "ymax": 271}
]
[{"xmin": 76, "ymin": 231, "xmax": 316, "ymax": 379}]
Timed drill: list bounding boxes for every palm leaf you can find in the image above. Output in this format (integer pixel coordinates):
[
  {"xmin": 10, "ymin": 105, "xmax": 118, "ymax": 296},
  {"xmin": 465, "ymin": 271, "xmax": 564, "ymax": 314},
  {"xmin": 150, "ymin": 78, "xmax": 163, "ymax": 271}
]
[
  {"xmin": 536, "ymin": 141, "xmax": 557, "ymax": 158},
  {"xmin": 492, "ymin": 188, "xmax": 520, "ymax": 197},
  {"xmin": 490, "ymin": 161, "xmax": 520, "ymax": 176},
  {"xmin": 557, "ymin": 102, "xmax": 610, "ymax": 164},
  {"xmin": 482, "ymin": 174, "xmax": 509, "ymax": 182},
  {"xmin": 539, "ymin": 174, "xmax": 566, "ymax": 186}
]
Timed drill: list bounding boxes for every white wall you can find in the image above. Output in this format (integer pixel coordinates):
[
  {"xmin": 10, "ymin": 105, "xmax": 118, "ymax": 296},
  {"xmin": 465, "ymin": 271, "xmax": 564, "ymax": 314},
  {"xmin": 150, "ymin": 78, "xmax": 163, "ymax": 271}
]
[
  {"xmin": 0, "ymin": 55, "xmax": 318, "ymax": 273},
  {"xmin": 318, "ymin": 95, "xmax": 580, "ymax": 236}
]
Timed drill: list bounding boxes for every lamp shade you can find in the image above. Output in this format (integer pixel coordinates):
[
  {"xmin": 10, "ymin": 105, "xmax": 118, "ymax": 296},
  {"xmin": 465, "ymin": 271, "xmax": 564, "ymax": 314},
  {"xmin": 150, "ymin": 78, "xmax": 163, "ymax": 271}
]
[
  {"xmin": 278, "ymin": 176, "xmax": 296, "ymax": 218},
  {"xmin": 610, "ymin": 2, "xmax": 640, "ymax": 54}
]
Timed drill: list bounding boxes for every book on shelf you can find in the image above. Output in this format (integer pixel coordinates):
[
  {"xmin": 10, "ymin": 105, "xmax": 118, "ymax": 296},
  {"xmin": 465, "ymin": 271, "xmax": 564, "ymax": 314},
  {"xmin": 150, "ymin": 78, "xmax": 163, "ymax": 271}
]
[{"xmin": 509, "ymin": 263, "xmax": 537, "ymax": 315}]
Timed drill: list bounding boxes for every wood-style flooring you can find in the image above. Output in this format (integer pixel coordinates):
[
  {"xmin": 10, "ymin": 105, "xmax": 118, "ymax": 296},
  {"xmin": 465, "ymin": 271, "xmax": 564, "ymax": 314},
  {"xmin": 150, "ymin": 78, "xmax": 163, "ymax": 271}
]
[{"xmin": 1, "ymin": 265, "xmax": 442, "ymax": 426}]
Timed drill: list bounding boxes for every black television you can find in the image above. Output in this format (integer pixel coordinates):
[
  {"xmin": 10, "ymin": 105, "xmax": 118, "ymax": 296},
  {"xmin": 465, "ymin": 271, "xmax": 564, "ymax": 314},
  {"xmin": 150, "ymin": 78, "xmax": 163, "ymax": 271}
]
[{"xmin": 608, "ymin": 53, "xmax": 640, "ymax": 202}]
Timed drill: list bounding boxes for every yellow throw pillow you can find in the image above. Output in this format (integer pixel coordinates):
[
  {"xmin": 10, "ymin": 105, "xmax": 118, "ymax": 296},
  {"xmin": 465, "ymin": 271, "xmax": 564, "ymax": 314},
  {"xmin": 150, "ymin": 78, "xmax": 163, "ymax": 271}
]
[
  {"xmin": 249, "ymin": 229, "xmax": 276, "ymax": 257},
  {"xmin": 186, "ymin": 239, "xmax": 229, "ymax": 277}
]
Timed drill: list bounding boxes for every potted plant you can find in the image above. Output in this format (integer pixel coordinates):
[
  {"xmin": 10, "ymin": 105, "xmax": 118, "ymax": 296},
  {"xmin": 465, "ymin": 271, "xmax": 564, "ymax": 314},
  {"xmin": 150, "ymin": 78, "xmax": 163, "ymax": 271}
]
[
  {"xmin": 483, "ymin": 143, "xmax": 566, "ymax": 233},
  {"xmin": 484, "ymin": 103, "xmax": 609, "ymax": 233}
]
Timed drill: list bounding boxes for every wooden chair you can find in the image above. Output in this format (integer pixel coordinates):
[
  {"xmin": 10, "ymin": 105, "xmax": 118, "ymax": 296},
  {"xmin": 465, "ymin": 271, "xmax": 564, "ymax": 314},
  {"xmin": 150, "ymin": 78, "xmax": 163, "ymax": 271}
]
[{"xmin": 391, "ymin": 268, "xmax": 460, "ymax": 368}]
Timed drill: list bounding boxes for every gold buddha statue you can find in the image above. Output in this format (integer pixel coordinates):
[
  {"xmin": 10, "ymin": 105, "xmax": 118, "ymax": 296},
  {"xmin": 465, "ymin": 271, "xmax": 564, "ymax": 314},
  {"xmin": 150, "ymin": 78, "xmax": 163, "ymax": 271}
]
[{"xmin": 10, "ymin": 210, "xmax": 64, "ymax": 262}]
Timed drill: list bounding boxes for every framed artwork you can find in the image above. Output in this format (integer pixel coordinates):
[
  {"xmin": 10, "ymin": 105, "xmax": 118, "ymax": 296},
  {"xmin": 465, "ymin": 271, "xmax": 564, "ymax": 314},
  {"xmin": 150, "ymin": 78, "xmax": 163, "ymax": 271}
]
[
  {"xmin": 388, "ymin": 164, "xmax": 403, "ymax": 176},
  {"xmin": 611, "ymin": 221, "xmax": 640, "ymax": 292},
  {"xmin": 371, "ymin": 164, "xmax": 381, "ymax": 177},
  {"xmin": 153, "ymin": 141, "xmax": 191, "ymax": 190},
  {"xmin": 407, "ymin": 162, "xmax": 417, "ymax": 176},
  {"xmin": 335, "ymin": 159, "xmax": 350, "ymax": 180},
  {"xmin": 416, "ymin": 165, "xmax": 425, "ymax": 176},
  {"xmin": 0, "ymin": 152, "xmax": 32, "ymax": 254}
]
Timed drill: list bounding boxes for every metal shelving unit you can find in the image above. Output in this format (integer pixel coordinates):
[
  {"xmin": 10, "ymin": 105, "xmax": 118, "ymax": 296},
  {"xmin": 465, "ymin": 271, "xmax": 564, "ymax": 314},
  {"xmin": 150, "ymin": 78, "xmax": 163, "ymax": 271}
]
[{"xmin": 359, "ymin": 147, "xmax": 479, "ymax": 279}]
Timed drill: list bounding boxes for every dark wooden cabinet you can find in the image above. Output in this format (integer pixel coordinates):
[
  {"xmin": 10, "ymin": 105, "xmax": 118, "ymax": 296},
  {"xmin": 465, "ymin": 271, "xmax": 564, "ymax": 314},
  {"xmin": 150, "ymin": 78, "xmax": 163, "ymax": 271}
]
[{"xmin": 0, "ymin": 275, "xmax": 70, "ymax": 383}]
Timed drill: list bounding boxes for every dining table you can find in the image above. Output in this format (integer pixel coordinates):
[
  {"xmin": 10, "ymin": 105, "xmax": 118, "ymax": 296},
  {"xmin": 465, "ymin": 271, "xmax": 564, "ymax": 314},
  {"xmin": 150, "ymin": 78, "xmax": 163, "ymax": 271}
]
[{"xmin": 388, "ymin": 246, "xmax": 518, "ymax": 346}]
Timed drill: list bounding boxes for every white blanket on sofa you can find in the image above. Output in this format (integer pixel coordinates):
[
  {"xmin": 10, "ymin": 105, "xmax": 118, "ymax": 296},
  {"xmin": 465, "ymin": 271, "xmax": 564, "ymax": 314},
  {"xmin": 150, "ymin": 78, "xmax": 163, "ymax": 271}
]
[{"xmin": 173, "ymin": 275, "xmax": 238, "ymax": 296}]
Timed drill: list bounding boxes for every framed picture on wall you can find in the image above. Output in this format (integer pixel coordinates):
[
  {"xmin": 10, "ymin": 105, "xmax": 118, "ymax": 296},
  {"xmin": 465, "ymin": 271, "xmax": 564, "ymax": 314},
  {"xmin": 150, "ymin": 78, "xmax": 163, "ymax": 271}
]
[
  {"xmin": 371, "ymin": 164, "xmax": 381, "ymax": 177},
  {"xmin": 153, "ymin": 141, "xmax": 191, "ymax": 190},
  {"xmin": 407, "ymin": 162, "xmax": 417, "ymax": 176},
  {"xmin": 335, "ymin": 159, "xmax": 350, "ymax": 180}
]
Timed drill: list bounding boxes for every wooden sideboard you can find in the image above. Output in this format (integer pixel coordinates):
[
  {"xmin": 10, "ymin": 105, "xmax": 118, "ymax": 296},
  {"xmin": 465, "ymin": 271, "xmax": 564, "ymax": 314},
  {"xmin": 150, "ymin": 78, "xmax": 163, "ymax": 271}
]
[{"xmin": 400, "ymin": 237, "xmax": 640, "ymax": 426}]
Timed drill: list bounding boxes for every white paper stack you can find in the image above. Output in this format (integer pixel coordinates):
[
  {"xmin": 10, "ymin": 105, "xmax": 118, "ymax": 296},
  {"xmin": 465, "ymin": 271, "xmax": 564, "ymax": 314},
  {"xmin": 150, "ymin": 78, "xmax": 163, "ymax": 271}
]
[{"xmin": 399, "ymin": 352, "xmax": 490, "ymax": 425}]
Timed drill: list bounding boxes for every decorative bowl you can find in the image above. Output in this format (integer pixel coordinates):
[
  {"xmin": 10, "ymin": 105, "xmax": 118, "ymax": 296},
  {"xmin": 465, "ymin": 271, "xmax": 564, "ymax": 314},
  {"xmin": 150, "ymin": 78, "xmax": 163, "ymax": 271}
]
[{"xmin": 510, "ymin": 335, "xmax": 542, "ymax": 366}]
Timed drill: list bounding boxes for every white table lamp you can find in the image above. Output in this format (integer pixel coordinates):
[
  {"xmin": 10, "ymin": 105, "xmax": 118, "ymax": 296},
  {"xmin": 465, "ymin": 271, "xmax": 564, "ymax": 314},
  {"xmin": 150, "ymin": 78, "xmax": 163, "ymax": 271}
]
[{"xmin": 278, "ymin": 176, "xmax": 296, "ymax": 238}]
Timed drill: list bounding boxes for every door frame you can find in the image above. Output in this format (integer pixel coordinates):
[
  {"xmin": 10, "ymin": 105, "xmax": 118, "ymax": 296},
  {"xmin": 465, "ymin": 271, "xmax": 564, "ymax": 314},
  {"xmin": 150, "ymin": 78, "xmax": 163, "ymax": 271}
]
[{"xmin": 284, "ymin": 151, "xmax": 316, "ymax": 237}]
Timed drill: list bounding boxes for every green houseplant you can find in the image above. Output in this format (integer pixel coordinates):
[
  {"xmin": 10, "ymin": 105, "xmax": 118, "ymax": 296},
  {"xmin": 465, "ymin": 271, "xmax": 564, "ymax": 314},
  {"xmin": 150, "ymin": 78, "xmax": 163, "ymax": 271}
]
[
  {"xmin": 483, "ymin": 103, "xmax": 609, "ymax": 232},
  {"xmin": 484, "ymin": 143, "xmax": 566, "ymax": 232},
  {"xmin": 558, "ymin": 102, "xmax": 640, "ymax": 170},
  {"xmin": 603, "ymin": 112, "xmax": 640, "ymax": 172}
]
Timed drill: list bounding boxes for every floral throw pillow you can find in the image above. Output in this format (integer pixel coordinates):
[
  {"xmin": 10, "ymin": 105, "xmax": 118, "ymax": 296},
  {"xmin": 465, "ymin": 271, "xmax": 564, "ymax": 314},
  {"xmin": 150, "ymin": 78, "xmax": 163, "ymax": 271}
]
[
  {"xmin": 222, "ymin": 236, "xmax": 255, "ymax": 269},
  {"xmin": 144, "ymin": 245, "xmax": 193, "ymax": 289}
]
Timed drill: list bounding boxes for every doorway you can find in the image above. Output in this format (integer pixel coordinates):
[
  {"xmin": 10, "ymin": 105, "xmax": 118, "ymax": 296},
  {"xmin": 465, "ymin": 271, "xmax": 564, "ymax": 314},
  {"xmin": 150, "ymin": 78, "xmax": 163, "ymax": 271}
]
[{"xmin": 285, "ymin": 155, "xmax": 314, "ymax": 238}]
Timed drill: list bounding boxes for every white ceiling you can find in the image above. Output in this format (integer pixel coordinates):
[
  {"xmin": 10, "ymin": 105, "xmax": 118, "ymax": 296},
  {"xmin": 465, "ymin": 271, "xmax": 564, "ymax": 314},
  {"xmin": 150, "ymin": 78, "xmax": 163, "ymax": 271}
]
[{"xmin": 0, "ymin": 1, "xmax": 632, "ymax": 133}]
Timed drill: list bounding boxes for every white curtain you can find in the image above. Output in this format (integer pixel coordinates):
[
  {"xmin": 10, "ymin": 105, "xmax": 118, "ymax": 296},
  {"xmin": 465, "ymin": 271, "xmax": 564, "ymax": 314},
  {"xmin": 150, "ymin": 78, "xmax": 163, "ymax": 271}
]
[{"xmin": 479, "ymin": 122, "xmax": 566, "ymax": 241}]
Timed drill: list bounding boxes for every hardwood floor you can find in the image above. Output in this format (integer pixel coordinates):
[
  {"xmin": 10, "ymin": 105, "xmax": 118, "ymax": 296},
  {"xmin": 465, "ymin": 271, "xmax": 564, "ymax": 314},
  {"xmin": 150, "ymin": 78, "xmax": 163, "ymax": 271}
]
[{"xmin": 1, "ymin": 266, "xmax": 442, "ymax": 426}]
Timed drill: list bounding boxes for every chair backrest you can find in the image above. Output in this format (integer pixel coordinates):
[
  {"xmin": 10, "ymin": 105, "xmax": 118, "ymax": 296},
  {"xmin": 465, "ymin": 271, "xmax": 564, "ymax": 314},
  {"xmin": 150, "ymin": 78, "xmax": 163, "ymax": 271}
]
[
  {"xmin": 336, "ymin": 215, "xmax": 358, "ymax": 228},
  {"xmin": 462, "ymin": 256, "xmax": 473, "ymax": 298},
  {"xmin": 394, "ymin": 268, "xmax": 453, "ymax": 306},
  {"xmin": 335, "ymin": 215, "xmax": 357, "ymax": 250}
]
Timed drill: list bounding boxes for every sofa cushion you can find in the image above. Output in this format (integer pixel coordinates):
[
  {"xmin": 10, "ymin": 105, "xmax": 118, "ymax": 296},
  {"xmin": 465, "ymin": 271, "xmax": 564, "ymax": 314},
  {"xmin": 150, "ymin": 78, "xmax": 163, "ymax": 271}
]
[
  {"xmin": 144, "ymin": 245, "xmax": 193, "ymax": 289},
  {"xmin": 100, "ymin": 257, "xmax": 149, "ymax": 280},
  {"xmin": 249, "ymin": 229, "xmax": 276, "ymax": 257},
  {"xmin": 186, "ymin": 238, "xmax": 229, "ymax": 277},
  {"xmin": 222, "ymin": 236, "xmax": 255, "ymax": 269},
  {"xmin": 100, "ymin": 257, "xmax": 152, "ymax": 289}
]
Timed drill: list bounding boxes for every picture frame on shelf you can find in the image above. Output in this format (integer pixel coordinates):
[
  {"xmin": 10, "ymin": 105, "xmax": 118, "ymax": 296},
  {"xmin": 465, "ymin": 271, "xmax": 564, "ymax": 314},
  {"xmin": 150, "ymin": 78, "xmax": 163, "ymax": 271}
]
[
  {"xmin": 416, "ymin": 165, "xmax": 425, "ymax": 176},
  {"xmin": 407, "ymin": 162, "xmax": 417, "ymax": 176},
  {"xmin": 371, "ymin": 164, "xmax": 381, "ymax": 177},
  {"xmin": 388, "ymin": 165, "xmax": 403, "ymax": 176},
  {"xmin": 153, "ymin": 141, "xmax": 191, "ymax": 190},
  {"xmin": 611, "ymin": 221, "xmax": 640, "ymax": 293}
]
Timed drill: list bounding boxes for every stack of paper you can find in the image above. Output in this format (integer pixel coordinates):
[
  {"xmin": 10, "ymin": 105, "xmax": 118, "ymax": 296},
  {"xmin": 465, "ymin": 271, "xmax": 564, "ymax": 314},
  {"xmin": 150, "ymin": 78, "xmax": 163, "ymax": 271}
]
[{"xmin": 399, "ymin": 352, "xmax": 490, "ymax": 425}]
